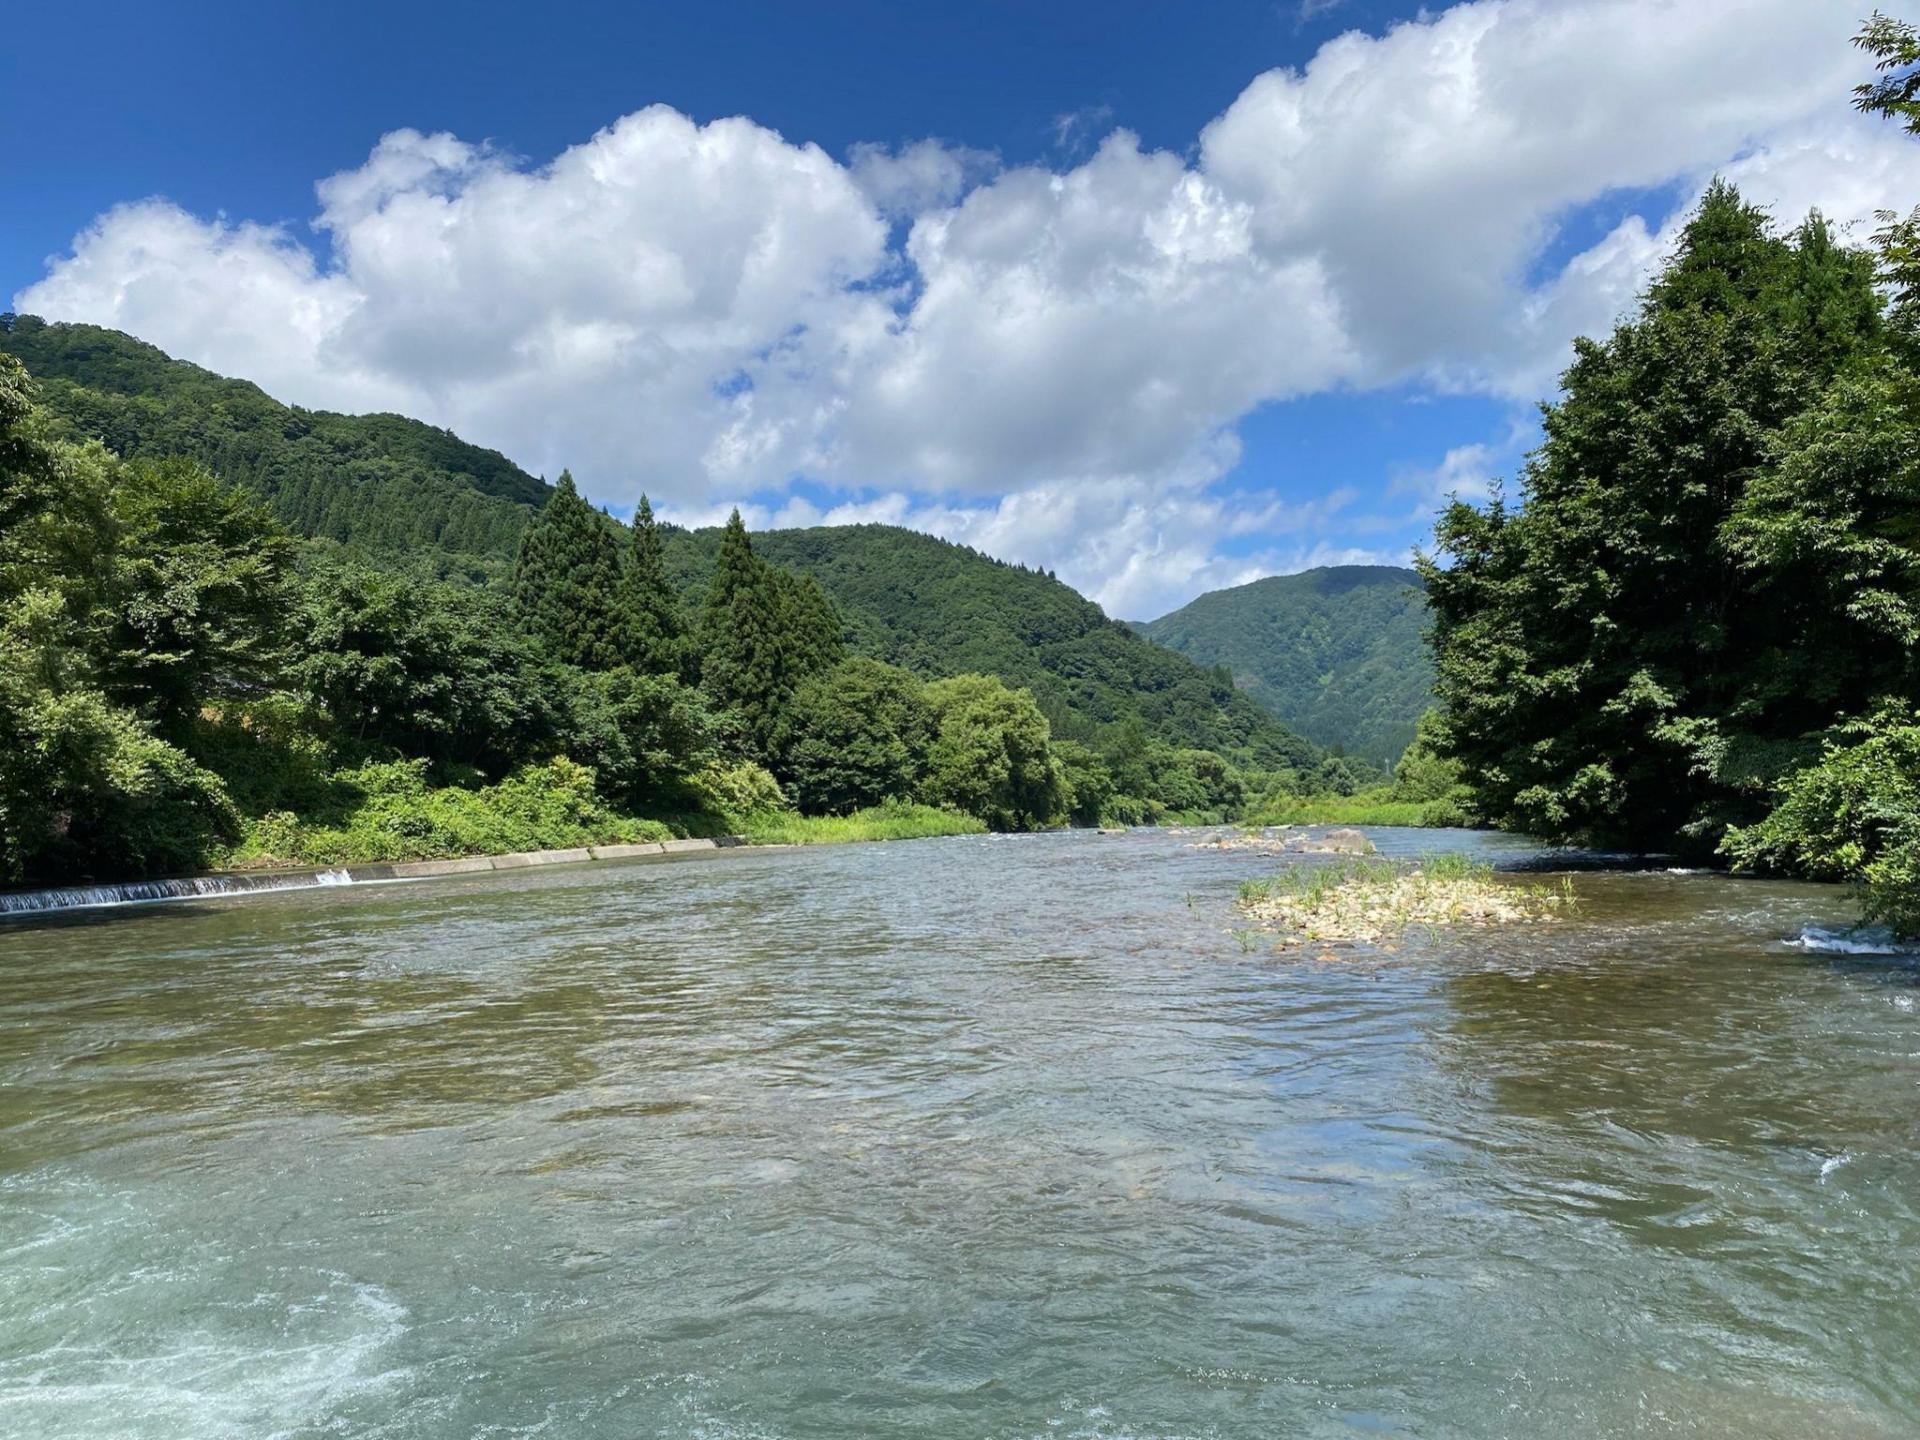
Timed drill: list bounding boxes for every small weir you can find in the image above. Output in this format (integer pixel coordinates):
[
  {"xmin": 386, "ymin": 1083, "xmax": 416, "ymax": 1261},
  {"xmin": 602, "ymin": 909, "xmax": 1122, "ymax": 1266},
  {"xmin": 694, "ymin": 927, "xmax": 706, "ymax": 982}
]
[
  {"xmin": 0, "ymin": 837, "xmax": 740, "ymax": 917},
  {"xmin": 0, "ymin": 868, "xmax": 355, "ymax": 916}
]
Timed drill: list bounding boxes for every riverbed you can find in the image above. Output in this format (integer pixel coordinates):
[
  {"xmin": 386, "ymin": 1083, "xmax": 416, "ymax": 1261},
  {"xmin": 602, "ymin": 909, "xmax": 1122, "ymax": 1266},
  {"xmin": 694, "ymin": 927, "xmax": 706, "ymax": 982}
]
[{"xmin": 2, "ymin": 827, "xmax": 1915, "ymax": 1437}]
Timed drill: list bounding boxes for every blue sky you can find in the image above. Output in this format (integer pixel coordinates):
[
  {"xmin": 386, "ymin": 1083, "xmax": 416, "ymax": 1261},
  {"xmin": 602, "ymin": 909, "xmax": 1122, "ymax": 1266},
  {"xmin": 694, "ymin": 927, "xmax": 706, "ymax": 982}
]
[{"xmin": 6, "ymin": 0, "xmax": 1914, "ymax": 617}]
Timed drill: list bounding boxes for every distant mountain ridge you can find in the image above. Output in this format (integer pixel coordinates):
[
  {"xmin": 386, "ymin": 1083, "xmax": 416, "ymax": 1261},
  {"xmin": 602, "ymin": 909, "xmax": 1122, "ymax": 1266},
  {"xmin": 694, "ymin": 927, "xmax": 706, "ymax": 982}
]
[
  {"xmin": 0, "ymin": 314, "xmax": 1321, "ymax": 770},
  {"xmin": 1137, "ymin": 565, "xmax": 1433, "ymax": 766},
  {"xmin": 0, "ymin": 314, "xmax": 547, "ymax": 566},
  {"xmin": 662, "ymin": 523, "xmax": 1321, "ymax": 771}
]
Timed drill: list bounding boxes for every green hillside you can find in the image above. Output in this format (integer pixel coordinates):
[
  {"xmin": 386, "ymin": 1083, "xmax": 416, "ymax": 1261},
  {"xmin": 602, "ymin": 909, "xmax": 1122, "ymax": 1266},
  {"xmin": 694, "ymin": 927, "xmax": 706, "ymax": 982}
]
[
  {"xmin": 1138, "ymin": 566, "xmax": 1432, "ymax": 765},
  {"xmin": 0, "ymin": 313, "xmax": 545, "ymax": 569},
  {"xmin": 0, "ymin": 315, "xmax": 1318, "ymax": 770},
  {"xmin": 662, "ymin": 524, "xmax": 1319, "ymax": 770}
]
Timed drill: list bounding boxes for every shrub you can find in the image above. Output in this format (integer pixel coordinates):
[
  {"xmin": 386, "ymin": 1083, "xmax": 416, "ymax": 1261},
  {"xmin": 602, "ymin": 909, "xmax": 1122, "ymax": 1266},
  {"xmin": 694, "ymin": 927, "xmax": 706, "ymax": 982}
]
[
  {"xmin": 687, "ymin": 760, "xmax": 788, "ymax": 825},
  {"xmin": 782, "ymin": 657, "xmax": 933, "ymax": 814},
  {"xmin": 1723, "ymin": 708, "xmax": 1920, "ymax": 935},
  {"xmin": 922, "ymin": 673, "xmax": 1067, "ymax": 831},
  {"xmin": 230, "ymin": 757, "xmax": 667, "ymax": 867}
]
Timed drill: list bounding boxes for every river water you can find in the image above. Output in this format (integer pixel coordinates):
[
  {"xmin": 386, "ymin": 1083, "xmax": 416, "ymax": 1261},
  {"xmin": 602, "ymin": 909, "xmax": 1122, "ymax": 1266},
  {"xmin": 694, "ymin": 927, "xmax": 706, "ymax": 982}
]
[{"xmin": 1, "ymin": 828, "xmax": 1916, "ymax": 1438}]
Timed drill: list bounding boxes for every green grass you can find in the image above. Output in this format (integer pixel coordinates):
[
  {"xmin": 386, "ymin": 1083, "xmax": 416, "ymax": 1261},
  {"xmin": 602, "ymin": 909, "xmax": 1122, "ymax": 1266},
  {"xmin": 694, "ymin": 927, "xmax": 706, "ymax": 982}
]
[
  {"xmin": 1240, "ymin": 786, "xmax": 1472, "ymax": 828},
  {"xmin": 1238, "ymin": 856, "xmax": 1408, "ymax": 906},
  {"xmin": 1238, "ymin": 853, "xmax": 1497, "ymax": 904},
  {"xmin": 739, "ymin": 801, "xmax": 986, "ymax": 847},
  {"xmin": 1235, "ymin": 851, "xmax": 1569, "ymax": 946},
  {"xmin": 223, "ymin": 757, "xmax": 676, "ymax": 867}
]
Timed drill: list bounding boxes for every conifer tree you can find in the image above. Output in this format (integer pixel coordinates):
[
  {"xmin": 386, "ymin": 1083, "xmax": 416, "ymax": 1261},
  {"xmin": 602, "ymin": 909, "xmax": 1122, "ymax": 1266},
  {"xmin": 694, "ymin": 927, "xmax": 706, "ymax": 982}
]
[
  {"xmin": 623, "ymin": 494, "xmax": 684, "ymax": 677},
  {"xmin": 773, "ymin": 568, "xmax": 844, "ymax": 678},
  {"xmin": 699, "ymin": 509, "xmax": 788, "ymax": 756},
  {"xmin": 1423, "ymin": 184, "xmax": 1891, "ymax": 851},
  {"xmin": 510, "ymin": 471, "xmax": 634, "ymax": 670}
]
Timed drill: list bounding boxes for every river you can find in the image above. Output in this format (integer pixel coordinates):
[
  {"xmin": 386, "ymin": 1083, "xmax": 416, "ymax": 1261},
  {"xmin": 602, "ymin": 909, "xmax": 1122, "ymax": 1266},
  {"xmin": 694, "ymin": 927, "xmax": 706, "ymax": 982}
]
[{"xmin": 1, "ymin": 828, "xmax": 1915, "ymax": 1438}]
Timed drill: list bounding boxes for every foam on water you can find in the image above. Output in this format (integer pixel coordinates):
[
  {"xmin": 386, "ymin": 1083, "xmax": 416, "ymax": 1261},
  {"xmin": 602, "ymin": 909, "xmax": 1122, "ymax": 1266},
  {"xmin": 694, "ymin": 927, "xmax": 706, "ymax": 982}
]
[
  {"xmin": 0, "ymin": 869, "xmax": 364, "ymax": 917},
  {"xmin": 1788, "ymin": 925, "xmax": 1917, "ymax": 956},
  {"xmin": 0, "ymin": 1273, "xmax": 412, "ymax": 1439}
]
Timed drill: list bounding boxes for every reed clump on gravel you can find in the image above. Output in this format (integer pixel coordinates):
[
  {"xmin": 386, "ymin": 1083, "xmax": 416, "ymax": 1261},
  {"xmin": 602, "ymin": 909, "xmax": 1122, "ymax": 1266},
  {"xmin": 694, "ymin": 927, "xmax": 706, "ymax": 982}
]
[{"xmin": 1236, "ymin": 853, "xmax": 1574, "ymax": 948}]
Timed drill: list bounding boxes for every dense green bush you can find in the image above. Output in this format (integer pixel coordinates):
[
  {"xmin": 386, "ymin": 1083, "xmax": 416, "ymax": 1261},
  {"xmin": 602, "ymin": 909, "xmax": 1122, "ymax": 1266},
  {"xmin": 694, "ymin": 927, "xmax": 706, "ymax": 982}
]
[
  {"xmin": 686, "ymin": 760, "xmax": 788, "ymax": 825},
  {"xmin": 922, "ymin": 674, "xmax": 1068, "ymax": 831},
  {"xmin": 559, "ymin": 667, "xmax": 717, "ymax": 808},
  {"xmin": 1723, "ymin": 709, "xmax": 1920, "ymax": 936},
  {"xmin": 233, "ymin": 757, "xmax": 666, "ymax": 867},
  {"xmin": 782, "ymin": 658, "xmax": 933, "ymax": 814}
]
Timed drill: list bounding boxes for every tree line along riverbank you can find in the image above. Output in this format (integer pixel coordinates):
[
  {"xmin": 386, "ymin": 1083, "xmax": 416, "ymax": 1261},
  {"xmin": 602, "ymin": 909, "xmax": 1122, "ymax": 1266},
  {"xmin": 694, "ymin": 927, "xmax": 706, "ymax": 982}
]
[{"xmin": 1, "ymin": 324, "xmax": 1424, "ymax": 892}]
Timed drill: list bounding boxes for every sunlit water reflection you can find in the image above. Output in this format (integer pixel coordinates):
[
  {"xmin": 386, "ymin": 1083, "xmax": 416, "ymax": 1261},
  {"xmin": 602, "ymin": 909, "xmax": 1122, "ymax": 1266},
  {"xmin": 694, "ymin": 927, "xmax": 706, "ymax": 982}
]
[{"xmin": 1, "ymin": 829, "xmax": 1914, "ymax": 1437}]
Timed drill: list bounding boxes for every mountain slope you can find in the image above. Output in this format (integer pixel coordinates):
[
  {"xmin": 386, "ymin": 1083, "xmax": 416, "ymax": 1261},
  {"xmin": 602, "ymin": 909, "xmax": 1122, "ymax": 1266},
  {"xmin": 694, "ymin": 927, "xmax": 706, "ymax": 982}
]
[
  {"xmin": 663, "ymin": 524, "xmax": 1321, "ymax": 770},
  {"xmin": 0, "ymin": 314, "xmax": 546, "ymax": 567},
  {"xmin": 0, "ymin": 314, "xmax": 1320, "ymax": 769},
  {"xmin": 1138, "ymin": 566, "xmax": 1432, "ymax": 765}
]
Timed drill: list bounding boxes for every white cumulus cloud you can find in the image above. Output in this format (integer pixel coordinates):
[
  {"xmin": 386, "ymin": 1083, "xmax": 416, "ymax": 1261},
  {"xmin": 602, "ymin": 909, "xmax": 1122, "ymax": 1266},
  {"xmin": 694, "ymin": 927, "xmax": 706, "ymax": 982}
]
[{"xmin": 17, "ymin": 0, "xmax": 1920, "ymax": 613}]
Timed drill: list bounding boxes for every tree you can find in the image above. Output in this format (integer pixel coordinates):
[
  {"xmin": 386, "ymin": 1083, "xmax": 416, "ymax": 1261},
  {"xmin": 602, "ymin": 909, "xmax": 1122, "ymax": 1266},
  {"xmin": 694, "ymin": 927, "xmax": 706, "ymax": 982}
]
[
  {"xmin": 1390, "ymin": 710, "xmax": 1466, "ymax": 805},
  {"xmin": 292, "ymin": 565, "xmax": 558, "ymax": 772},
  {"xmin": 1724, "ymin": 364, "xmax": 1920, "ymax": 717},
  {"xmin": 0, "ymin": 364, "xmax": 238, "ymax": 881},
  {"xmin": 1854, "ymin": 11, "xmax": 1920, "ymax": 133},
  {"xmin": 696, "ymin": 509, "xmax": 839, "ymax": 760},
  {"xmin": 1423, "ymin": 184, "xmax": 1888, "ymax": 851},
  {"xmin": 783, "ymin": 658, "xmax": 933, "ymax": 814},
  {"xmin": 0, "ymin": 615, "xmax": 237, "ymax": 882},
  {"xmin": 1857, "ymin": 14, "xmax": 1920, "ymax": 363},
  {"xmin": 559, "ymin": 667, "xmax": 717, "ymax": 808},
  {"xmin": 1052, "ymin": 739, "xmax": 1116, "ymax": 826},
  {"xmin": 0, "ymin": 353, "xmax": 114, "ymax": 617},
  {"xmin": 623, "ymin": 494, "xmax": 685, "ymax": 677},
  {"xmin": 922, "ymin": 673, "xmax": 1067, "ymax": 831},
  {"xmin": 698, "ymin": 510, "xmax": 784, "ymax": 752},
  {"xmin": 103, "ymin": 456, "xmax": 293, "ymax": 735},
  {"xmin": 511, "ymin": 471, "xmax": 634, "ymax": 670},
  {"xmin": 772, "ymin": 567, "xmax": 844, "ymax": 679}
]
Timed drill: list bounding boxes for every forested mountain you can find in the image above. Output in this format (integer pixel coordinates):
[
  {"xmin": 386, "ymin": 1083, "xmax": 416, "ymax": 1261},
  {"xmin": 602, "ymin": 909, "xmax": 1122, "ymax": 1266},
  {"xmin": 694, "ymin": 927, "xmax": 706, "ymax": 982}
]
[
  {"xmin": 1137, "ymin": 566, "xmax": 1432, "ymax": 765},
  {"xmin": 0, "ymin": 314, "xmax": 546, "ymax": 568},
  {"xmin": 661, "ymin": 524, "xmax": 1320, "ymax": 770},
  {"xmin": 0, "ymin": 314, "xmax": 1321, "ymax": 803}
]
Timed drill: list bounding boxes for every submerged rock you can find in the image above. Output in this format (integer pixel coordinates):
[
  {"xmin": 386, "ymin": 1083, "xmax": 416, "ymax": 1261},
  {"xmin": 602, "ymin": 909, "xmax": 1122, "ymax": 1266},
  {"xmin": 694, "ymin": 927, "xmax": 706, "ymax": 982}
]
[{"xmin": 1311, "ymin": 828, "xmax": 1373, "ymax": 855}]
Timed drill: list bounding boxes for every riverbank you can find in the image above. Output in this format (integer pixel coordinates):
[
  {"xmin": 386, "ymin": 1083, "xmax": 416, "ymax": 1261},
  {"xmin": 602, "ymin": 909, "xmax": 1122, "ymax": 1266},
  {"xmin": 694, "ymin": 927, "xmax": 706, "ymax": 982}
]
[
  {"xmin": 0, "ymin": 803, "xmax": 989, "ymax": 916},
  {"xmin": 738, "ymin": 803, "xmax": 984, "ymax": 846}
]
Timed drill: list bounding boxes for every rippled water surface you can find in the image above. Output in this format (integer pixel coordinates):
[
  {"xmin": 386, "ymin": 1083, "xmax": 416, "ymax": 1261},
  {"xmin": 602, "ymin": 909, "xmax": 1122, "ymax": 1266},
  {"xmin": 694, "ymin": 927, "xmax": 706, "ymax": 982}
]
[{"xmin": 3, "ymin": 828, "xmax": 1918, "ymax": 1438}]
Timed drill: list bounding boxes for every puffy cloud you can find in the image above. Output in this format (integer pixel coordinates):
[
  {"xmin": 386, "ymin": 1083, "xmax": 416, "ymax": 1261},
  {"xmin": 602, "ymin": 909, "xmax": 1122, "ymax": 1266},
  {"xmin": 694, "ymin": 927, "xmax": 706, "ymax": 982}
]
[
  {"xmin": 26, "ymin": 108, "xmax": 891, "ymax": 490},
  {"xmin": 17, "ymin": 0, "xmax": 1920, "ymax": 613},
  {"xmin": 846, "ymin": 139, "xmax": 998, "ymax": 217},
  {"xmin": 827, "ymin": 131, "xmax": 1355, "ymax": 494},
  {"xmin": 1199, "ymin": 0, "xmax": 1898, "ymax": 392}
]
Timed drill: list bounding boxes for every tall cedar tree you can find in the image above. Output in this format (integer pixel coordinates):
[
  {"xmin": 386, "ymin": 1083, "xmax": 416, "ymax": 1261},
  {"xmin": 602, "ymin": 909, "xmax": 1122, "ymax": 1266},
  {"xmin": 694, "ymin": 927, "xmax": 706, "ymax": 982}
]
[
  {"xmin": 699, "ymin": 511, "xmax": 844, "ymax": 759},
  {"xmin": 699, "ymin": 510, "xmax": 791, "ymax": 758},
  {"xmin": 623, "ymin": 494, "xmax": 684, "ymax": 677},
  {"xmin": 1421, "ymin": 184, "xmax": 1889, "ymax": 852},
  {"xmin": 511, "ymin": 471, "xmax": 634, "ymax": 670}
]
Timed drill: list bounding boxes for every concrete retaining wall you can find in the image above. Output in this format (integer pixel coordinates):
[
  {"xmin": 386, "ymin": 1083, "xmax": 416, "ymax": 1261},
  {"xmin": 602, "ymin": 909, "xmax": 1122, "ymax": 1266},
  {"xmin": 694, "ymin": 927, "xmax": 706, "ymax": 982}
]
[{"xmin": 335, "ymin": 837, "xmax": 734, "ymax": 885}]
